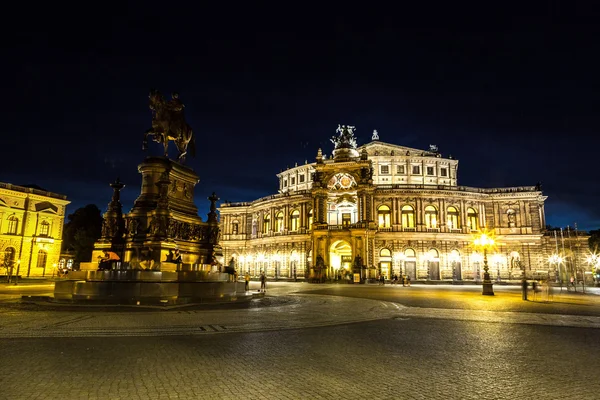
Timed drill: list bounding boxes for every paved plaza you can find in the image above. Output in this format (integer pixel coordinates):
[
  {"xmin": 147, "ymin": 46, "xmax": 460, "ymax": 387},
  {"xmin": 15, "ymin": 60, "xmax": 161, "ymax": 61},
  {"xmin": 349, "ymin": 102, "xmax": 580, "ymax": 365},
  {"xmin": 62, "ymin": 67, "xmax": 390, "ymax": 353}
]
[{"xmin": 1, "ymin": 282, "xmax": 599, "ymax": 399}]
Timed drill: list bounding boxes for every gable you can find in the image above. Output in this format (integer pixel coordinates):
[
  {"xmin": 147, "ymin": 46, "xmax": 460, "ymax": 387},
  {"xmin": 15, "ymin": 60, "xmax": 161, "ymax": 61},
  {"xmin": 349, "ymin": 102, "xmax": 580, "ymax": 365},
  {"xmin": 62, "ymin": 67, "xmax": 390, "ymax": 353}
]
[
  {"xmin": 358, "ymin": 141, "xmax": 434, "ymax": 157},
  {"xmin": 35, "ymin": 201, "xmax": 59, "ymax": 213}
]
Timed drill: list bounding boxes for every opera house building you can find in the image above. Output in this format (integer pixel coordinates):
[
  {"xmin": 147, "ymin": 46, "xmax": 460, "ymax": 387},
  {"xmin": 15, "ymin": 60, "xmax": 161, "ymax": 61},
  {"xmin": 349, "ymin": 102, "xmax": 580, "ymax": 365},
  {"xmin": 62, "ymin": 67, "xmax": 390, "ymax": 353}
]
[{"xmin": 219, "ymin": 126, "xmax": 589, "ymax": 283}]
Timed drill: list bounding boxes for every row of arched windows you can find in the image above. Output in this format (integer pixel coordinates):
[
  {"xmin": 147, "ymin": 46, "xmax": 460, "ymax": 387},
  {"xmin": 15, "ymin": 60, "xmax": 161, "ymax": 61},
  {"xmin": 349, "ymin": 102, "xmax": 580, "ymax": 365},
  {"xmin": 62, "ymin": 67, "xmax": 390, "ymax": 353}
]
[
  {"xmin": 2, "ymin": 247, "xmax": 47, "ymax": 269},
  {"xmin": 3, "ymin": 217, "xmax": 50, "ymax": 236},
  {"xmin": 378, "ymin": 205, "xmax": 480, "ymax": 230},
  {"xmin": 239, "ymin": 210, "xmax": 315, "ymax": 235}
]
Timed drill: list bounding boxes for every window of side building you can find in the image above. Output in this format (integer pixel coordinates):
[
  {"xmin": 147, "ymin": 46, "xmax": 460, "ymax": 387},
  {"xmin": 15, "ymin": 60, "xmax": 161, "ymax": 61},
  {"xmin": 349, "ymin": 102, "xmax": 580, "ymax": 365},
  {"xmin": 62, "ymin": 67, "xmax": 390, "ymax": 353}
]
[
  {"xmin": 7, "ymin": 216, "xmax": 18, "ymax": 235},
  {"xmin": 263, "ymin": 215, "xmax": 271, "ymax": 233},
  {"xmin": 397, "ymin": 165, "xmax": 405, "ymax": 174},
  {"xmin": 440, "ymin": 168, "xmax": 448, "ymax": 177},
  {"xmin": 299, "ymin": 174, "xmax": 305, "ymax": 183},
  {"xmin": 39, "ymin": 220, "xmax": 50, "ymax": 236},
  {"xmin": 36, "ymin": 250, "xmax": 47, "ymax": 269},
  {"xmin": 231, "ymin": 220, "xmax": 239, "ymax": 235},
  {"xmin": 308, "ymin": 209, "xmax": 313, "ymax": 229},
  {"xmin": 380, "ymin": 165, "xmax": 390, "ymax": 174},
  {"xmin": 426, "ymin": 166, "xmax": 435, "ymax": 175},
  {"xmin": 412, "ymin": 165, "xmax": 421, "ymax": 175},
  {"xmin": 291, "ymin": 177, "xmax": 295, "ymax": 185}
]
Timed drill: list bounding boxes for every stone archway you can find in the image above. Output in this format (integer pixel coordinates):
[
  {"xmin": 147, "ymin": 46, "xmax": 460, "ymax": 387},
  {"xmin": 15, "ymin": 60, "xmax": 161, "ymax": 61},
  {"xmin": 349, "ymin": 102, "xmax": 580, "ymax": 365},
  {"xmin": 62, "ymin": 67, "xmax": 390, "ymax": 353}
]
[{"xmin": 329, "ymin": 240, "xmax": 352, "ymax": 281}]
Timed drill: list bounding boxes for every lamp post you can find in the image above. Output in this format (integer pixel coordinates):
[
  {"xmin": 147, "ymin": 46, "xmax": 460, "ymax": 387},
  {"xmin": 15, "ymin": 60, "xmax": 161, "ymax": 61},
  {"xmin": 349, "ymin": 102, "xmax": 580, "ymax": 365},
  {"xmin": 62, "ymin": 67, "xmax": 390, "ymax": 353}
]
[{"xmin": 474, "ymin": 233, "xmax": 495, "ymax": 295}]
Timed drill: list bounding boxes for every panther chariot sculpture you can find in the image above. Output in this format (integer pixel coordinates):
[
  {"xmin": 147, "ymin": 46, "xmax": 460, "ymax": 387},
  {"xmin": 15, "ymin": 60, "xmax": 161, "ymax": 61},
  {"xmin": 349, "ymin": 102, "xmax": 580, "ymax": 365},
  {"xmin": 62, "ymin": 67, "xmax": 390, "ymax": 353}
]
[{"xmin": 143, "ymin": 89, "xmax": 196, "ymax": 163}]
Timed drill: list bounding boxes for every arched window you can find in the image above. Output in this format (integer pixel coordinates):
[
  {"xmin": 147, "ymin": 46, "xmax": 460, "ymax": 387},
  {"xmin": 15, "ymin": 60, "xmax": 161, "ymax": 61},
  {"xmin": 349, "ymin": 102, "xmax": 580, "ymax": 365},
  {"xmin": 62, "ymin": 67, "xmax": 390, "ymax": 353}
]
[
  {"xmin": 308, "ymin": 209, "xmax": 313, "ymax": 229},
  {"xmin": 380, "ymin": 248, "xmax": 392, "ymax": 257},
  {"xmin": 36, "ymin": 250, "xmax": 47, "ymax": 269},
  {"xmin": 467, "ymin": 208, "xmax": 478, "ymax": 231},
  {"xmin": 263, "ymin": 214, "xmax": 271, "ymax": 233},
  {"xmin": 401, "ymin": 205, "xmax": 415, "ymax": 228},
  {"xmin": 425, "ymin": 205, "xmax": 438, "ymax": 229},
  {"xmin": 231, "ymin": 220, "xmax": 239, "ymax": 235},
  {"xmin": 39, "ymin": 220, "xmax": 50, "ymax": 236},
  {"xmin": 7, "ymin": 216, "xmax": 18, "ymax": 235},
  {"xmin": 428, "ymin": 248, "xmax": 439, "ymax": 259},
  {"xmin": 404, "ymin": 248, "xmax": 416, "ymax": 258},
  {"xmin": 290, "ymin": 210, "xmax": 300, "ymax": 231},
  {"xmin": 507, "ymin": 209, "xmax": 516, "ymax": 228},
  {"xmin": 446, "ymin": 206, "xmax": 460, "ymax": 229},
  {"xmin": 275, "ymin": 212, "xmax": 284, "ymax": 232},
  {"xmin": 377, "ymin": 205, "xmax": 391, "ymax": 228},
  {"xmin": 4, "ymin": 247, "xmax": 16, "ymax": 267}
]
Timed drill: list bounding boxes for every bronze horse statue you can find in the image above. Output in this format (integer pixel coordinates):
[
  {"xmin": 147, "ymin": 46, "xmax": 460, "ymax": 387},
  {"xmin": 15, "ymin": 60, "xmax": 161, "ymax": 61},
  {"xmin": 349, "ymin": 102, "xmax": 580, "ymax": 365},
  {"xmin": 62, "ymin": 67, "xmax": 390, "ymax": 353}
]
[{"xmin": 143, "ymin": 89, "xmax": 195, "ymax": 163}]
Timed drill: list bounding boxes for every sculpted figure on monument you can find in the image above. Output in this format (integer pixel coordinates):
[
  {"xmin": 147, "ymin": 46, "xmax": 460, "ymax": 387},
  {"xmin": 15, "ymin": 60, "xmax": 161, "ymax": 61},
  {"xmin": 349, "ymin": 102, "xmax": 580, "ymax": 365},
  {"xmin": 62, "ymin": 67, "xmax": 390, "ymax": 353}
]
[{"xmin": 143, "ymin": 90, "xmax": 196, "ymax": 163}]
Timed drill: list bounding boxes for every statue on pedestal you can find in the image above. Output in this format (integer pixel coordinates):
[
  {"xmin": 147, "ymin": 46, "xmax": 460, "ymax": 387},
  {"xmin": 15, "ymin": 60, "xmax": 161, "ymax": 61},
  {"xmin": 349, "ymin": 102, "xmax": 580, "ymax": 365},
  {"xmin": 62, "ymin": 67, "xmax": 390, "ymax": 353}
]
[{"xmin": 143, "ymin": 90, "xmax": 196, "ymax": 163}]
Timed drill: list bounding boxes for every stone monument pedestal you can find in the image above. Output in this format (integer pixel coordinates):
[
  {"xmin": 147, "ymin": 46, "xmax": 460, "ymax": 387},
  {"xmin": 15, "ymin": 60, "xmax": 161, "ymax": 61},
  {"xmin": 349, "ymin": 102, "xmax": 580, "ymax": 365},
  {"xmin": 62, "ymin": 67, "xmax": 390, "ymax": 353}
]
[{"xmin": 54, "ymin": 270, "xmax": 250, "ymax": 305}]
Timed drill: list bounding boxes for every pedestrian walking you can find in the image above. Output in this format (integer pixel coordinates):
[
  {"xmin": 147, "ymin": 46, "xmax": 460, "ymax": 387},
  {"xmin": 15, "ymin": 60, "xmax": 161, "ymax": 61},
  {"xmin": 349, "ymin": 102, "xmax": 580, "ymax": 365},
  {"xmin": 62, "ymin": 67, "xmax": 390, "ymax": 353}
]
[
  {"xmin": 244, "ymin": 272, "xmax": 250, "ymax": 291},
  {"xmin": 521, "ymin": 278, "xmax": 528, "ymax": 301},
  {"xmin": 406, "ymin": 275, "xmax": 411, "ymax": 287},
  {"xmin": 260, "ymin": 271, "xmax": 266, "ymax": 293}
]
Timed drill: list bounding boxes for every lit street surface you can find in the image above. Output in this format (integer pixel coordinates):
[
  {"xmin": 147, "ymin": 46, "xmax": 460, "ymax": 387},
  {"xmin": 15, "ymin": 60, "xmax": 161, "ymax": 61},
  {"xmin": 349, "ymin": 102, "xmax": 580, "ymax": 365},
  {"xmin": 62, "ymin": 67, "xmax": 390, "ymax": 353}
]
[{"xmin": 1, "ymin": 282, "xmax": 600, "ymax": 399}]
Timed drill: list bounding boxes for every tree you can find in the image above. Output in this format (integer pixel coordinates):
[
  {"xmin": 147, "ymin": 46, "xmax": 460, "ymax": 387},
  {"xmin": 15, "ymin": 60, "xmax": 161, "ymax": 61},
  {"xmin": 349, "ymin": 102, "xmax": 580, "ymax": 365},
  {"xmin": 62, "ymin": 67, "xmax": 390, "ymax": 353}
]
[
  {"xmin": 62, "ymin": 204, "xmax": 103, "ymax": 263},
  {"xmin": 590, "ymin": 229, "xmax": 600, "ymax": 253}
]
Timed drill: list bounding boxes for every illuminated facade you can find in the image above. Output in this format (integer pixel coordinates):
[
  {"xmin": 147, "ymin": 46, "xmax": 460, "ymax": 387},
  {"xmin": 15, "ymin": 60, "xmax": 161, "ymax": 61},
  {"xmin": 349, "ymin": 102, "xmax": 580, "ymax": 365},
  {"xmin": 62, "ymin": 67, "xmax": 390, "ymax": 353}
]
[
  {"xmin": 0, "ymin": 182, "xmax": 70, "ymax": 278},
  {"xmin": 219, "ymin": 126, "xmax": 589, "ymax": 282}
]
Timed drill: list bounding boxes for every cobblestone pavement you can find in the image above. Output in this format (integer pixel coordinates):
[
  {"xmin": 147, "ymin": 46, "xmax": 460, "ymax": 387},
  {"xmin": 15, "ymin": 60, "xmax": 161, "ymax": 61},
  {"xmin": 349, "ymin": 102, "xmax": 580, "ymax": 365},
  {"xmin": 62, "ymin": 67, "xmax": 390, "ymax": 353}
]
[{"xmin": 1, "ymin": 282, "xmax": 600, "ymax": 399}]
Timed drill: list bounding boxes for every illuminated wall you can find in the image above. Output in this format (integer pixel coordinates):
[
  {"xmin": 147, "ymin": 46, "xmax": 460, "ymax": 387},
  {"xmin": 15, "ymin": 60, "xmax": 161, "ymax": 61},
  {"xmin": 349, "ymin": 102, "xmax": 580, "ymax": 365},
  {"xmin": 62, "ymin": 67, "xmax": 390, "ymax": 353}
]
[{"xmin": 0, "ymin": 183, "xmax": 70, "ymax": 278}]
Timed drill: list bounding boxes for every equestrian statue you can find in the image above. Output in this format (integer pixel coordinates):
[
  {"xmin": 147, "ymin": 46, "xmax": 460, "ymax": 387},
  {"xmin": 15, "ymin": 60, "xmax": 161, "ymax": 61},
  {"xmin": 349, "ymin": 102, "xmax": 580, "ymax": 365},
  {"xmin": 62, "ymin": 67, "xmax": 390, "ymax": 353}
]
[{"xmin": 143, "ymin": 89, "xmax": 196, "ymax": 163}]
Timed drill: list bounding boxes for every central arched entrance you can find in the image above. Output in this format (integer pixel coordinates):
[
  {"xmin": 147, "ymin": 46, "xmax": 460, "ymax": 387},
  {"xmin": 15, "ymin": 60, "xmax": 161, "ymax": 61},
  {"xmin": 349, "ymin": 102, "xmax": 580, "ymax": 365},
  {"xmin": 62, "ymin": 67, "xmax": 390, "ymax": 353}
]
[{"xmin": 329, "ymin": 240, "xmax": 352, "ymax": 281}]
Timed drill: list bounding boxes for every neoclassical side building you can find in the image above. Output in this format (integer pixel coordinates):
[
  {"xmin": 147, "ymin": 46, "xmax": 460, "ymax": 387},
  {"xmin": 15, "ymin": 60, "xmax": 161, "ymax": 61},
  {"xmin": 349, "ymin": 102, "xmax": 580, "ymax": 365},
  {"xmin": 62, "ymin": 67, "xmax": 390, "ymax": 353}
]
[
  {"xmin": 219, "ymin": 126, "xmax": 589, "ymax": 282},
  {"xmin": 0, "ymin": 182, "xmax": 70, "ymax": 278}
]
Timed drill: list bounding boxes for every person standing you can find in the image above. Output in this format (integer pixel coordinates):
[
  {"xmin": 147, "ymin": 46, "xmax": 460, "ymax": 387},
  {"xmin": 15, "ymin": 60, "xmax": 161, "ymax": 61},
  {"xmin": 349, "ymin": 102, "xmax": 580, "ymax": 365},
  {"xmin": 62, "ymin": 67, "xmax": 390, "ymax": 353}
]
[
  {"xmin": 521, "ymin": 278, "xmax": 528, "ymax": 301},
  {"xmin": 244, "ymin": 272, "xmax": 250, "ymax": 291},
  {"xmin": 260, "ymin": 271, "xmax": 266, "ymax": 293}
]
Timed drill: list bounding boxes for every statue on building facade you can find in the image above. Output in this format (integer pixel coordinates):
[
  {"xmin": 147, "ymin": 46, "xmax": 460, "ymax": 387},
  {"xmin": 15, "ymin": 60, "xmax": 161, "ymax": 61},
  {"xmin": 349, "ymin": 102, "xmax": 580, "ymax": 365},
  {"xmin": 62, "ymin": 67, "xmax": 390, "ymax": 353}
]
[
  {"xmin": 331, "ymin": 125, "xmax": 357, "ymax": 150},
  {"xmin": 143, "ymin": 90, "xmax": 196, "ymax": 163}
]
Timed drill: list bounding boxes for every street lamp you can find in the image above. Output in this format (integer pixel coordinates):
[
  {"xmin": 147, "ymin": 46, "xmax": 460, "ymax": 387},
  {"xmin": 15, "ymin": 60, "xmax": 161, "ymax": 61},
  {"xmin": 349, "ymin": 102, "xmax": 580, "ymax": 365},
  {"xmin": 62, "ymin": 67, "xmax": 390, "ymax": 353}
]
[{"xmin": 473, "ymin": 233, "xmax": 495, "ymax": 295}]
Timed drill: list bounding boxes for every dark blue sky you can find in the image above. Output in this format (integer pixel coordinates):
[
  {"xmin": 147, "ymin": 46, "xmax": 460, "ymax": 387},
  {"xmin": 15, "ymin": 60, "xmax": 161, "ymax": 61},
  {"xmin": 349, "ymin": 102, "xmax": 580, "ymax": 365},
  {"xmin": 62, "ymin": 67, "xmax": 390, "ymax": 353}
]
[{"xmin": 2, "ymin": 2, "xmax": 599, "ymax": 230}]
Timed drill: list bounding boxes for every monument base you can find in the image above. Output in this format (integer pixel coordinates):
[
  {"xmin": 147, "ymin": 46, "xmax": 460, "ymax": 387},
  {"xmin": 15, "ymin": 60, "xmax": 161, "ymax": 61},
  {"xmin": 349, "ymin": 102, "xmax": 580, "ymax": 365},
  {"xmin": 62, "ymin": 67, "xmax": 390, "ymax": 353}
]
[{"xmin": 54, "ymin": 271, "xmax": 251, "ymax": 305}]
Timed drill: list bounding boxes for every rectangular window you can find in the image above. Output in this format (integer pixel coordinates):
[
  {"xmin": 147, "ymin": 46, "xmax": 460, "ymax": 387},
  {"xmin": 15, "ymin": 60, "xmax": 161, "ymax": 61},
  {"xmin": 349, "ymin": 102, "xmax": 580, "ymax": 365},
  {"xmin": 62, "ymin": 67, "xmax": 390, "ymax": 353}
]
[
  {"xmin": 380, "ymin": 165, "xmax": 389, "ymax": 174},
  {"xmin": 284, "ymin": 180, "xmax": 288, "ymax": 187},
  {"xmin": 291, "ymin": 177, "xmax": 296, "ymax": 185},
  {"xmin": 397, "ymin": 165, "xmax": 405, "ymax": 174},
  {"xmin": 427, "ymin": 166, "xmax": 434, "ymax": 175},
  {"xmin": 440, "ymin": 168, "xmax": 447, "ymax": 177},
  {"xmin": 412, "ymin": 165, "xmax": 420, "ymax": 175},
  {"xmin": 299, "ymin": 174, "xmax": 305, "ymax": 183},
  {"xmin": 342, "ymin": 213, "xmax": 351, "ymax": 226}
]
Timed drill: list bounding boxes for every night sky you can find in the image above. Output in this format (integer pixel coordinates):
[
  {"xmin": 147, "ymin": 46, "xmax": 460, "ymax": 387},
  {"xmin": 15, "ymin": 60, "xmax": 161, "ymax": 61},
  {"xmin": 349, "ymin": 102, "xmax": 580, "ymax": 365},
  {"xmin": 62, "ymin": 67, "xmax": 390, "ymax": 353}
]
[{"xmin": 2, "ymin": 2, "xmax": 599, "ymax": 230}]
